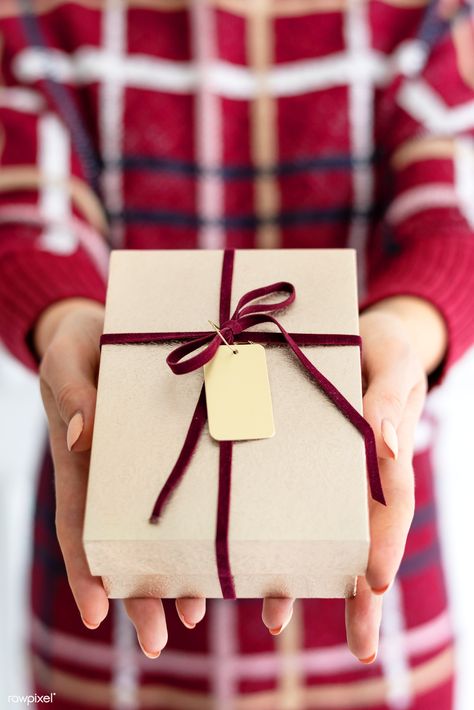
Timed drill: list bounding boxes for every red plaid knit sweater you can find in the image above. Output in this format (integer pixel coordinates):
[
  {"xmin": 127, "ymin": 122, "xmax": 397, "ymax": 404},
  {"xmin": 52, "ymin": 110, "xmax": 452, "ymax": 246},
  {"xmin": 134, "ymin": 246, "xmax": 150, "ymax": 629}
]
[{"xmin": 1, "ymin": 2, "xmax": 474, "ymax": 709}]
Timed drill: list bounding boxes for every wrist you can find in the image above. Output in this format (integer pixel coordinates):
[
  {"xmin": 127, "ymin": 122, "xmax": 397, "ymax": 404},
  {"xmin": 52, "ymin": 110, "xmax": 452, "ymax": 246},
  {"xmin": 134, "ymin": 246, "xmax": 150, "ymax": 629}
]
[
  {"xmin": 361, "ymin": 296, "xmax": 448, "ymax": 375},
  {"xmin": 34, "ymin": 298, "xmax": 105, "ymax": 359}
]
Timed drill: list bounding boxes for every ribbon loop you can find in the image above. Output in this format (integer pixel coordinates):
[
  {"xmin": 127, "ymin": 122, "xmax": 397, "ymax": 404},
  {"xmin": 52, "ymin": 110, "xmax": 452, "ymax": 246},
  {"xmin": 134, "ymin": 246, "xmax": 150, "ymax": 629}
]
[
  {"xmin": 166, "ymin": 333, "xmax": 219, "ymax": 375},
  {"xmin": 232, "ymin": 281, "xmax": 295, "ymax": 319}
]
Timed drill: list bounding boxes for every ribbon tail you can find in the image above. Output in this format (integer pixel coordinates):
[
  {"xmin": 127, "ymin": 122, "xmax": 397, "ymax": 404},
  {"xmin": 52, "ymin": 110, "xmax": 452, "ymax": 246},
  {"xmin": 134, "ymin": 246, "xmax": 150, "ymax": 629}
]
[
  {"xmin": 264, "ymin": 316, "xmax": 386, "ymax": 506},
  {"xmin": 298, "ymin": 352, "xmax": 385, "ymax": 505},
  {"xmin": 216, "ymin": 440, "xmax": 236, "ymax": 599},
  {"xmin": 292, "ymin": 345, "xmax": 385, "ymax": 505},
  {"xmin": 357, "ymin": 415, "xmax": 386, "ymax": 506},
  {"xmin": 149, "ymin": 385, "xmax": 208, "ymax": 523}
]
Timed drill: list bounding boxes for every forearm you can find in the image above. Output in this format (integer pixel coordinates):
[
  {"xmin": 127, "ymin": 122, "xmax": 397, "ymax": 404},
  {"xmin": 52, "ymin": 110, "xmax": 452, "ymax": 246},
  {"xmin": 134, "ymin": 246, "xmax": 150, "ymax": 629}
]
[{"xmin": 362, "ymin": 296, "xmax": 448, "ymax": 376}]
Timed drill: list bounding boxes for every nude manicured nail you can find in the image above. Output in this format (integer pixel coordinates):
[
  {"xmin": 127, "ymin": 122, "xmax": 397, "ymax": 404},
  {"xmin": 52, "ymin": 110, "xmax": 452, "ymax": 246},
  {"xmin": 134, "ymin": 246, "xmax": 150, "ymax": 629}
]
[
  {"xmin": 139, "ymin": 640, "xmax": 161, "ymax": 659},
  {"xmin": 177, "ymin": 610, "xmax": 196, "ymax": 630},
  {"xmin": 359, "ymin": 652, "xmax": 377, "ymax": 664},
  {"xmin": 67, "ymin": 412, "xmax": 84, "ymax": 451},
  {"xmin": 372, "ymin": 583, "xmax": 390, "ymax": 596},
  {"xmin": 81, "ymin": 617, "xmax": 100, "ymax": 630},
  {"xmin": 381, "ymin": 419, "xmax": 398, "ymax": 460},
  {"xmin": 269, "ymin": 606, "xmax": 294, "ymax": 636}
]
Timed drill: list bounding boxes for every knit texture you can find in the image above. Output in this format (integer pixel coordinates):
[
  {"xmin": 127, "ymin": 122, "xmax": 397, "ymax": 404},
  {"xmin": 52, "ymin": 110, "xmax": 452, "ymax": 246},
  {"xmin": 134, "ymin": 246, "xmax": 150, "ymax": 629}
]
[
  {"xmin": 1, "ymin": 2, "xmax": 474, "ymax": 375},
  {"xmin": 1, "ymin": 1, "xmax": 473, "ymax": 708}
]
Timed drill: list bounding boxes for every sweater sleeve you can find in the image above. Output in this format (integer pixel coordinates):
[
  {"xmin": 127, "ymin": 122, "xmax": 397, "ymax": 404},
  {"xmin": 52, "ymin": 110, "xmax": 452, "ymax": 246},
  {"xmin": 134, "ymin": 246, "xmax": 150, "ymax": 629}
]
[
  {"xmin": 361, "ymin": 6, "xmax": 474, "ymax": 385},
  {"xmin": 0, "ymin": 19, "xmax": 108, "ymax": 371}
]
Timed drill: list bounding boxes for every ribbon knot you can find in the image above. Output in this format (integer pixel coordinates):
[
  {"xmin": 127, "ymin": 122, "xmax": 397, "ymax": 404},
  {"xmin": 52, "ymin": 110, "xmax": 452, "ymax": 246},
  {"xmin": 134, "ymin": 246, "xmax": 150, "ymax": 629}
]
[{"xmin": 219, "ymin": 320, "xmax": 242, "ymax": 342}]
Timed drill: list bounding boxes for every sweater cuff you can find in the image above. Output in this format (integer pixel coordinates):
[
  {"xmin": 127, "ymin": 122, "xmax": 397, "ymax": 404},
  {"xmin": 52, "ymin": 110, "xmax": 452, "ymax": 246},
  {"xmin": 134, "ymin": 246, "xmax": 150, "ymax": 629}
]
[
  {"xmin": 360, "ymin": 236, "xmax": 474, "ymax": 388},
  {"xmin": 0, "ymin": 246, "xmax": 106, "ymax": 371}
]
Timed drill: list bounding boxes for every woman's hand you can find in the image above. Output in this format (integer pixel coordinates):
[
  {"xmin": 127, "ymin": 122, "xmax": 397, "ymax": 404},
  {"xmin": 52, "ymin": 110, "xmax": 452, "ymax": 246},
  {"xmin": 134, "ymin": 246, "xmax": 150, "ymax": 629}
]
[
  {"xmin": 345, "ymin": 296, "xmax": 447, "ymax": 661},
  {"xmin": 36, "ymin": 299, "xmax": 206, "ymax": 658},
  {"xmin": 262, "ymin": 296, "xmax": 448, "ymax": 659},
  {"xmin": 35, "ymin": 298, "xmax": 293, "ymax": 654}
]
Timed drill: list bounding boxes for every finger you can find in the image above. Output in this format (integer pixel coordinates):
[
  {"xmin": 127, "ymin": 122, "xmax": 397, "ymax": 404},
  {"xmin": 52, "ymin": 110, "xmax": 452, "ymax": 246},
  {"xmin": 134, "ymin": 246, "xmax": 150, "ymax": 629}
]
[
  {"xmin": 345, "ymin": 576, "xmax": 383, "ymax": 662},
  {"xmin": 262, "ymin": 598, "xmax": 294, "ymax": 635},
  {"xmin": 43, "ymin": 383, "xmax": 109, "ymax": 627},
  {"xmin": 362, "ymin": 346, "xmax": 424, "ymax": 460},
  {"xmin": 366, "ymin": 385, "xmax": 425, "ymax": 593},
  {"xmin": 175, "ymin": 598, "xmax": 206, "ymax": 629},
  {"xmin": 124, "ymin": 598, "xmax": 168, "ymax": 659},
  {"xmin": 40, "ymin": 335, "xmax": 100, "ymax": 452},
  {"xmin": 364, "ymin": 358, "xmax": 416, "ymax": 459}
]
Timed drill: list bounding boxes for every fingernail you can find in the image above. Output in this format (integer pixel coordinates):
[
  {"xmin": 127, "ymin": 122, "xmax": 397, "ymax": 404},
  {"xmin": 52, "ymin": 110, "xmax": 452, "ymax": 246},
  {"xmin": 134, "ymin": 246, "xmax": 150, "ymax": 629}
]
[
  {"xmin": 177, "ymin": 610, "xmax": 196, "ymax": 630},
  {"xmin": 139, "ymin": 640, "xmax": 161, "ymax": 659},
  {"xmin": 372, "ymin": 583, "xmax": 390, "ymax": 596},
  {"xmin": 82, "ymin": 616, "xmax": 100, "ymax": 630},
  {"xmin": 269, "ymin": 606, "xmax": 294, "ymax": 636},
  {"xmin": 381, "ymin": 419, "xmax": 398, "ymax": 460},
  {"xmin": 67, "ymin": 412, "xmax": 84, "ymax": 451},
  {"xmin": 359, "ymin": 652, "xmax": 377, "ymax": 664}
]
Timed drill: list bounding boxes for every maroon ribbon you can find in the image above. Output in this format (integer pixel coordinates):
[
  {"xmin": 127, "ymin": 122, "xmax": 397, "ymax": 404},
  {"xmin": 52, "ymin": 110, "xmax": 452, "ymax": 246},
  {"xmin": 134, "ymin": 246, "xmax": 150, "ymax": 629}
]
[{"xmin": 100, "ymin": 249, "xmax": 385, "ymax": 599}]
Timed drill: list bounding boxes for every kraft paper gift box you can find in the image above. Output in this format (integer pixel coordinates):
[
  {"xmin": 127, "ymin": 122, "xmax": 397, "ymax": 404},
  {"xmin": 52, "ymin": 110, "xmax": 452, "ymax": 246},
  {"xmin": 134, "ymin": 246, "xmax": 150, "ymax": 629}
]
[{"xmin": 83, "ymin": 249, "xmax": 384, "ymax": 600}]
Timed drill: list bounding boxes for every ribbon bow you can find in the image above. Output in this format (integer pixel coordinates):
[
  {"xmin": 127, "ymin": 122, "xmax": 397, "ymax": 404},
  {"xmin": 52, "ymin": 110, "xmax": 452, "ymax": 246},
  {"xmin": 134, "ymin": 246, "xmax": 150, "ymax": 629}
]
[
  {"xmin": 100, "ymin": 249, "xmax": 385, "ymax": 599},
  {"xmin": 166, "ymin": 281, "xmax": 296, "ymax": 375}
]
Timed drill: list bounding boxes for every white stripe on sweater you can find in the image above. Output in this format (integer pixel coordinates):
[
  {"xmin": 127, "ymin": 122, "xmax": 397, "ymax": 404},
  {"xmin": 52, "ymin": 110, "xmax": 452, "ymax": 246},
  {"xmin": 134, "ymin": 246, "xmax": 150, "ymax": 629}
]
[
  {"xmin": 190, "ymin": 0, "xmax": 225, "ymax": 249},
  {"xmin": 112, "ymin": 600, "xmax": 140, "ymax": 710},
  {"xmin": 398, "ymin": 78, "xmax": 474, "ymax": 134},
  {"xmin": 14, "ymin": 43, "xmax": 427, "ymax": 99},
  {"xmin": 99, "ymin": 0, "xmax": 126, "ymax": 248},
  {"xmin": 380, "ymin": 581, "xmax": 412, "ymax": 709},
  {"xmin": 29, "ymin": 608, "xmax": 453, "ymax": 677},
  {"xmin": 209, "ymin": 602, "xmax": 239, "ymax": 710},
  {"xmin": 344, "ymin": 0, "xmax": 375, "ymax": 296},
  {"xmin": 0, "ymin": 87, "xmax": 45, "ymax": 113},
  {"xmin": 386, "ymin": 184, "xmax": 461, "ymax": 224},
  {"xmin": 454, "ymin": 137, "xmax": 474, "ymax": 230},
  {"xmin": 38, "ymin": 112, "xmax": 75, "ymax": 253}
]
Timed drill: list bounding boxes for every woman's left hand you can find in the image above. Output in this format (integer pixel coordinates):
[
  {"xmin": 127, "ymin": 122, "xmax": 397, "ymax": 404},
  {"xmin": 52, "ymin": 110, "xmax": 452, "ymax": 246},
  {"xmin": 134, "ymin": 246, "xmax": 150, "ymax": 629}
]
[{"xmin": 261, "ymin": 297, "xmax": 447, "ymax": 660}]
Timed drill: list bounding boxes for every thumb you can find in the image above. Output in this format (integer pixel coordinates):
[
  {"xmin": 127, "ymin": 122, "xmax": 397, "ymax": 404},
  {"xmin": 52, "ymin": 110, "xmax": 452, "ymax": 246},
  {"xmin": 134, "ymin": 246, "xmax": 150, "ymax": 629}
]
[{"xmin": 40, "ymin": 339, "xmax": 99, "ymax": 453}]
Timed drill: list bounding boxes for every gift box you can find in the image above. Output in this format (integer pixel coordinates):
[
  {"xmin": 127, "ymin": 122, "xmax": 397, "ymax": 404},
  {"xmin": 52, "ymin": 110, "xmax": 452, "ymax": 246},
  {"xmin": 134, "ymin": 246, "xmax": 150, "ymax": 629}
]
[{"xmin": 83, "ymin": 249, "xmax": 384, "ymax": 599}]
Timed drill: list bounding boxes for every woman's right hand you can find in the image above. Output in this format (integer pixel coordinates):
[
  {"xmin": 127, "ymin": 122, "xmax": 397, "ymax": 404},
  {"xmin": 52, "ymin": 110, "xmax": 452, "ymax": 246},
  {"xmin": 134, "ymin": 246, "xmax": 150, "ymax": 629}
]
[{"xmin": 35, "ymin": 298, "xmax": 206, "ymax": 658}]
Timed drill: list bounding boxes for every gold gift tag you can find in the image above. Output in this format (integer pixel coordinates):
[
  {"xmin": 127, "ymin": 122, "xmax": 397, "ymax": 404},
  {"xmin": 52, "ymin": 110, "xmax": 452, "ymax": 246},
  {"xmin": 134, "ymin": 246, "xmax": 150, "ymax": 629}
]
[{"xmin": 203, "ymin": 343, "xmax": 275, "ymax": 441}]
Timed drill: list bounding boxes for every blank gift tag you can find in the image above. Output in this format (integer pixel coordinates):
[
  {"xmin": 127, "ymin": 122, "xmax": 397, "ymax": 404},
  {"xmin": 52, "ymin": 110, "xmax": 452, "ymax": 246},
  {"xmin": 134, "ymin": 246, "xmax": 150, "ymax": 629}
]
[{"xmin": 203, "ymin": 343, "xmax": 275, "ymax": 441}]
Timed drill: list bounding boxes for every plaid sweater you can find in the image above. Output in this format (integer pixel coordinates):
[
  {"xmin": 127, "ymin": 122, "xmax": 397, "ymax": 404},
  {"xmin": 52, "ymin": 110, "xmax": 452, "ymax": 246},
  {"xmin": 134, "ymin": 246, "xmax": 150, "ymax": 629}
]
[
  {"xmin": 1, "ymin": 0, "xmax": 474, "ymax": 373},
  {"xmin": 1, "ymin": 1, "xmax": 474, "ymax": 709}
]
